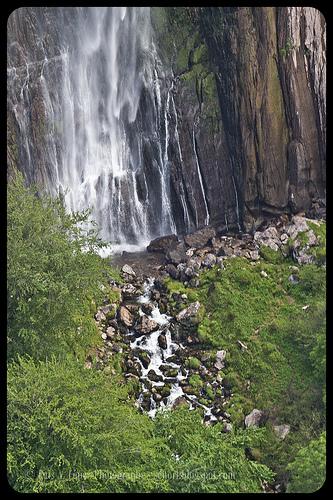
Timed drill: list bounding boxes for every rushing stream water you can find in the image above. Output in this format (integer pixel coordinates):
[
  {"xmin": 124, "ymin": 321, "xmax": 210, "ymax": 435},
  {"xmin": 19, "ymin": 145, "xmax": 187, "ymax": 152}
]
[{"xmin": 129, "ymin": 278, "xmax": 217, "ymax": 422}]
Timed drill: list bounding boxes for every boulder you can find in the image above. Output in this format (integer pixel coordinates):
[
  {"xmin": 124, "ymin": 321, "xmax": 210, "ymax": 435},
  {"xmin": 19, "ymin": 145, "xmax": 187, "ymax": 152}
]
[
  {"xmin": 136, "ymin": 315, "xmax": 159, "ymax": 335},
  {"xmin": 141, "ymin": 302, "xmax": 154, "ymax": 316},
  {"xmin": 184, "ymin": 266, "xmax": 198, "ymax": 279},
  {"xmin": 273, "ymin": 424, "xmax": 290, "ymax": 440},
  {"xmin": 121, "ymin": 264, "xmax": 136, "ymax": 277},
  {"xmin": 288, "ymin": 274, "xmax": 299, "ymax": 284},
  {"xmin": 173, "ymin": 396, "xmax": 190, "ymax": 409},
  {"xmin": 254, "ymin": 226, "xmax": 280, "ymax": 251},
  {"xmin": 166, "ymin": 243, "xmax": 187, "ymax": 265},
  {"xmin": 187, "ymin": 256, "xmax": 202, "ymax": 270},
  {"xmin": 165, "ymin": 263, "xmax": 179, "ymax": 280},
  {"xmin": 136, "ymin": 350, "xmax": 151, "ymax": 369},
  {"xmin": 147, "ymin": 369, "xmax": 163, "ymax": 382},
  {"xmin": 248, "ymin": 250, "xmax": 260, "ymax": 261},
  {"xmin": 184, "ymin": 227, "xmax": 216, "ymax": 249},
  {"xmin": 147, "ymin": 234, "xmax": 178, "ymax": 253},
  {"xmin": 202, "ymin": 253, "xmax": 217, "ymax": 268},
  {"xmin": 106, "ymin": 326, "xmax": 116, "ymax": 338},
  {"xmin": 121, "ymin": 283, "xmax": 138, "ymax": 300},
  {"xmin": 94, "ymin": 310, "xmax": 106, "ymax": 322},
  {"xmin": 158, "ymin": 333, "xmax": 168, "ymax": 350},
  {"xmin": 245, "ymin": 409, "xmax": 264, "ymax": 428},
  {"xmin": 214, "ymin": 350, "xmax": 227, "ymax": 370},
  {"xmin": 176, "ymin": 301, "xmax": 201, "ymax": 325},
  {"xmin": 160, "ymin": 365, "xmax": 178, "ymax": 377},
  {"xmin": 119, "ymin": 306, "xmax": 134, "ymax": 328}
]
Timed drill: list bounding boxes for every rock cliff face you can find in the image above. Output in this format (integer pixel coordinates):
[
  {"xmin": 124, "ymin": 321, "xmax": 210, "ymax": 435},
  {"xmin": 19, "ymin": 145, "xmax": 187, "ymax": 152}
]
[
  {"xmin": 7, "ymin": 7, "xmax": 326, "ymax": 239},
  {"xmin": 157, "ymin": 7, "xmax": 326, "ymax": 231}
]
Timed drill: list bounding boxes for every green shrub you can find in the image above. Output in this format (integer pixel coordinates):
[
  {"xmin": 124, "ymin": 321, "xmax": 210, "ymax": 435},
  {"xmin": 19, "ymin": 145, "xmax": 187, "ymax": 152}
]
[
  {"xmin": 7, "ymin": 356, "xmax": 171, "ymax": 493},
  {"xmin": 7, "ymin": 171, "xmax": 110, "ymax": 360},
  {"xmin": 287, "ymin": 432, "xmax": 326, "ymax": 492}
]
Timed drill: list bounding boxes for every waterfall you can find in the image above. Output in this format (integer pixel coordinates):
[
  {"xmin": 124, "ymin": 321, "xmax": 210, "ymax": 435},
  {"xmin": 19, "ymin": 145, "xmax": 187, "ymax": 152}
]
[{"xmin": 7, "ymin": 7, "xmax": 179, "ymax": 249}]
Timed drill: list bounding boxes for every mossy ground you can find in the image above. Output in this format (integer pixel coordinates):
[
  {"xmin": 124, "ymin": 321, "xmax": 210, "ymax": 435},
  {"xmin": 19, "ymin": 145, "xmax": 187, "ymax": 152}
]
[{"xmin": 165, "ymin": 222, "xmax": 326, "ymax": 481}]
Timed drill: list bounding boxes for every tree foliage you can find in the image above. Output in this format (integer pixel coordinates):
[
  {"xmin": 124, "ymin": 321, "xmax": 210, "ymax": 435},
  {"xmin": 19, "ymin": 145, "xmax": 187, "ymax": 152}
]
[
  {"xmin": 287, "ymin": 432, "xmax": 326, "ymax": 493},
  {"xmin": 7, "ymin": 171, "xmax": 108, "ymax": 360},
  {"xmin": 7, "ymin": 356, "xmax": 274, "ymax": 493}
]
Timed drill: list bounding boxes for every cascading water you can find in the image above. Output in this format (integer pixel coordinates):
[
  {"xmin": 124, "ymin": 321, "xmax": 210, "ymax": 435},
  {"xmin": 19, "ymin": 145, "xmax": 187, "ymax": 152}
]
[
  {"xmin": 130, "ymin": 278, "xmax": 217, "ymax": 422},
  {"xmin": 7, "ymin": 7, "xmax": 187, "ymax": 249}
]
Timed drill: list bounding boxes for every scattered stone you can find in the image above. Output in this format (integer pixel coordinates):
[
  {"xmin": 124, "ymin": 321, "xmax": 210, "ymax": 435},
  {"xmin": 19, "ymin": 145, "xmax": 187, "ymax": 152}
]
[
  {"xmin": 121, "ymin": 264, "xmax": 136, "ymax": 277},
  {"xmin": 288, "ymin": 274, "xmax": 299, "ymax": 284},
  {"xmin": 302, "ymin": 305, "xmax": 310, "ymax": 311},
  {"xmin": 136, "ymin": 315, "xmax": 159, "ymax": 335},
  {"xmin": 222, "ymin": 422, "xmax": 233, "ymax": 433},
  {"xmin": 95, "ymin": 310, "xmax": 106, "ymax": 322},
  {"xmin": 214, "ymin": 350, "xmax": 227, "ymax": 370},
  {"xmin": 176, "ymin": 301, "xmax": 201, "ymax": 324},
  {"xmin": 147, "ymin": 234, "xmax": 178, "ymax": 253},
  {"xmin": 248, "ymin": 250, "xmax": 260, "ymax": 261},
  {"xmin": 101, "ymin": 332, "xmax": 107, "ymax": 340},
  {"xmin": 245, "ymin": 409, "xmax": 264, "ymax": 428},
  {"xmin": 273, "ymin": 424, "xmax": 290, "ymax": 440},
  {"xmin": 165, "ymin": 263, "xmax": 179, "ymax": 279},
  {"xmin": 202, "ymin": 253, "xmax": 217, "ymax": 268},
  {"xmin": 173, "ymin": 396, "xmax": 190, "ymax": 408},
  {"xmin": 158, "ymin": 333, "xmax": 168, "ymax": 350},
  {"xmin": 183, "ymin": 266, "xmax": 196, "ymax": 279},
  {"xmin": 137, "ymin": 350, "xmax": 151, "ymax": 369},
  {"xmin": 237, "ymin": 340, "xmax": 248, "ymax": 351},
  {"xmin": 147, "ymin": 369, "xmax": 163, "ymax": 382},
  {"xmin": 119, "ymin": 306, "xmax": 134, "ymax": 327},
  {"xmin": 100, "ymin": 304, "xmax": 114, "ymax": 316},
  {"xmin": 121, "ymin": 283, "xmax": 138, "ymax": 300},
  {"xmin": 141, "ymin": 302, "xmax": 154, "ymax": 315},
  {"xmin": 260, "ymin": 270, "xmax": 268, "ymax": 278},
  {"xmin": 184, "ymin": 226, "xmax": 216, "ymax": 249}
]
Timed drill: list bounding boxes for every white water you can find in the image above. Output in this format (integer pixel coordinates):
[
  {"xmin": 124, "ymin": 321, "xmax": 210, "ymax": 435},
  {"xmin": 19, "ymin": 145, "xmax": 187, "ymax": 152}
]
[
  {"xmin": 192, "ymin": 124, "xmax": 210, "ymax": 227},
  {"xmin": 8, "ymin": 7, "xmax": 183, "ymax": 247},
  {"xmin": 131, "ymin": 278, "xmax": 216, "ymax": 420}
]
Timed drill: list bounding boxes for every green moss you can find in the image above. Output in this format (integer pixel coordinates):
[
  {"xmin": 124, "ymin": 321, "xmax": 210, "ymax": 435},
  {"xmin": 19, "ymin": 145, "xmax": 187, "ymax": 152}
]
[
  {"xmin": 189, "ymin": 374, "xmax": 203, "ymax": 389},
  {"xmin": 185, "ymin": 356, "xmax": 201, "ymax": 369},
  {"xmin": 259, "ymin": 245, "xmax": 285, "ymax": 264},
  {"xmin": 205, "ymin": 385, "xmax": 215, "ymax": 400}
]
